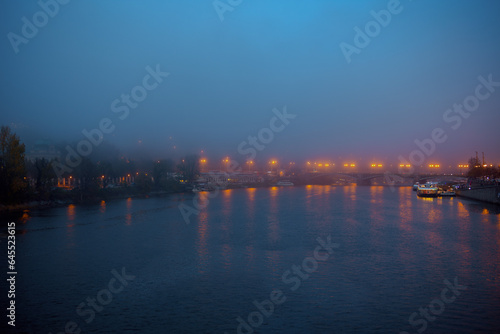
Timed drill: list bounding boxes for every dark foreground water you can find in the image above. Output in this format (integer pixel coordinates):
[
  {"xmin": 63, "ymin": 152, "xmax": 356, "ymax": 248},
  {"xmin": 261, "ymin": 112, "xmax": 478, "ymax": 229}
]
[{"xmin": 1, "ymin": 186, "xmax": 500, "ymax": 333}]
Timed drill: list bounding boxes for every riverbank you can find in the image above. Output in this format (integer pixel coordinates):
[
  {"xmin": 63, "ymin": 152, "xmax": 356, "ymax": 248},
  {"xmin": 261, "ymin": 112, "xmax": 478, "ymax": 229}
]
[
  {"xmin": 0, "ymin": 188, "xmax": 179, "ymax": 213},
  {"xmin": 456, "ymin": 185, "xmax": 500, "ymax": 205},
  {"xmin": 0, "ymin": 182, "xmax": 274, "ymax": 213},
  {"xmin": 0, "ymin": 183, "xmax": 418, "ymax": 213}
]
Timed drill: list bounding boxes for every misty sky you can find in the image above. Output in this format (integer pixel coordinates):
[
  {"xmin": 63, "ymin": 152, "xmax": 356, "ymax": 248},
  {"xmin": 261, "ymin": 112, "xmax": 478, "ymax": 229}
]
[{"xmin": 1, "ymin": 0, "xmax": 500, "ymax": 166}]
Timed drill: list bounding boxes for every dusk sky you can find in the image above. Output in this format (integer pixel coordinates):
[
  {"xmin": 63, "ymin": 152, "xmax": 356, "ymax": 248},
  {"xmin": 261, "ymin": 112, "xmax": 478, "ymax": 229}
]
[{"xmin": 1, "ymin": 0, "xmax": 500, "ymax": 166}]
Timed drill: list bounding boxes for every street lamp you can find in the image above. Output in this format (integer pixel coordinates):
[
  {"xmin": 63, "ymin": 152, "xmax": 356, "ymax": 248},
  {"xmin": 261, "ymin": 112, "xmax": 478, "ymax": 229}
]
[
  {"xmin": 200, "ymin": 159, "xmax": 207, "ymax": 172},
  {"xmin": 246, "ymin": 160, "xmax": 254, "ymax": 171},
  {"xmin": 221, "ymin": 157, "xmax": 230, "ymax": 171},
  {"xmin": 269, "ymin": 160, "xmax": 278, "ymax": 173}
]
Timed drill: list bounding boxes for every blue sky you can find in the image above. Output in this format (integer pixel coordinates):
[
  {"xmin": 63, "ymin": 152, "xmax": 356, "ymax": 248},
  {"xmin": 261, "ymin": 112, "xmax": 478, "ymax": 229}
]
[{"xmin": 1, "ymin": 0, "xmax": 499, "ymax": 166}]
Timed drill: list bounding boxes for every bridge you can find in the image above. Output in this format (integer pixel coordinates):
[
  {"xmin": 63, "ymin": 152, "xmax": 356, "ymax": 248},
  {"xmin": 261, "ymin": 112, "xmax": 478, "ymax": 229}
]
[{"xmin": 302, "ymin": 172, "xmax": 467, "ymax": 186}]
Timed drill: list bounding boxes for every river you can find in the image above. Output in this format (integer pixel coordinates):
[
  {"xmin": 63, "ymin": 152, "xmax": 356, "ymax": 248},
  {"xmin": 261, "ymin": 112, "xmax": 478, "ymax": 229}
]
[{"xmin": 1, "ymin": 186, "xmax": 500, "ymax": 333}]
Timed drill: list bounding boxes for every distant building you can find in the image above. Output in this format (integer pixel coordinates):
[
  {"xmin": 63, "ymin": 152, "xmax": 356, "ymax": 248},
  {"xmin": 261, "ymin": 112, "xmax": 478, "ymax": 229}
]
[
  {"xmin": 26, "ymin": 140, "xmax": 61, "ymax": 162},
  {"xmin": 198, "ymin": 171, "xmax": 263, "ymax": 185}
]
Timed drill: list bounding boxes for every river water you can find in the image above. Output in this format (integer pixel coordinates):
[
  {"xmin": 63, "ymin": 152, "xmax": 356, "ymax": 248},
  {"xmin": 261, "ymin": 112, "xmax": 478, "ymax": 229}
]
[{"xmin": 1, "ymin": 186, "xmax": 500, "ymax": 333}]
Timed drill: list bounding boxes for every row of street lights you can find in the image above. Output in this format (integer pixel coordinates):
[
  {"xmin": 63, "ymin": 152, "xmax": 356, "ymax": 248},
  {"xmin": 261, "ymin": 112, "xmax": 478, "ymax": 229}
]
[{"xmin": 198, "ymin": 157, "xmax": 498, "ymax": 173}]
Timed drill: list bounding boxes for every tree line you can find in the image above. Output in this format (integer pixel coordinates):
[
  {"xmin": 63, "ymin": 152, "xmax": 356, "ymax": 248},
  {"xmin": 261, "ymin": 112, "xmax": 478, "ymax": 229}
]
[{"xmin": 0, "ymin": 126, "xmax": 200, "ymax": 205}]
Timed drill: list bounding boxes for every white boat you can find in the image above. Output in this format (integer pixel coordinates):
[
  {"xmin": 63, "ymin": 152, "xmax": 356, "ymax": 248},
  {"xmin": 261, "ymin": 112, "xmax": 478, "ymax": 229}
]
[
  {"xmin": 192, "ymin": 184, "xmax": 213, "ymax": 192},
  {"xmin": 438, "ymin": 190, "xmax": 456, "ymax": 196},
  {"xmin": 417, "ymin": 183, "xmax": 438, "ymax": 197},
  {"xmin": 276, "ymin": 180, "xmax": 294, "ymax": 186}
]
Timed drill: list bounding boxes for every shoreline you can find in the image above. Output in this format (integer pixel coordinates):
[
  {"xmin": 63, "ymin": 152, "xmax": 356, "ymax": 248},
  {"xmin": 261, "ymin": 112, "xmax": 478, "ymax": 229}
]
[
  {"xmin": 0, "ymin": 183, "xmax": 413, "ymax": 213},
  {"xmin": 3, "ymin": 184, "xmax": 499, "ymax": 213}
]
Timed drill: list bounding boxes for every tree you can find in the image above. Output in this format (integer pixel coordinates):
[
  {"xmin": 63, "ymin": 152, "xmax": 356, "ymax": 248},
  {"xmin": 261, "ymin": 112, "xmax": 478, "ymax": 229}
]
[
  {"xmin": 0, "ymin": 126, "xmax": 27, "ymax": 203},
  {"xmin": 467, "ymin": 156, "xmax": 499, "ymax": 179},
  {"xmin": 153, "ymin": 159, "xmax": 175, "ymax": 188},
  {"xmin": 26, "ymin": 158, "xmax": 57, "ymax": 200},
  {"xmin": 177, "ymin": 154, "xmax": 200, "ymax": 184},
  {"xmin": 73, "ymin": 158, "xmax": 100, "ymax": 201},
  {"xmin": 134, "ymin": 174, "xmax": 153, "ymax": 194}
]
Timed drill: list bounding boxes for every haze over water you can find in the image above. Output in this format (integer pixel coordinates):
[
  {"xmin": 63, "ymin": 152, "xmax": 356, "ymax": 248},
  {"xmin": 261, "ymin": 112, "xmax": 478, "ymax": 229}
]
[
  {"xmin": 2, "ymin": 186, "xmax": 500, "ymax": 333},
  {"xmin": 1, "ymin": 1, "xmax": 500, "ymax": 164},
  {"xmin": 2, "ymin": 1, "xmax": 500, "ymax": 333}
]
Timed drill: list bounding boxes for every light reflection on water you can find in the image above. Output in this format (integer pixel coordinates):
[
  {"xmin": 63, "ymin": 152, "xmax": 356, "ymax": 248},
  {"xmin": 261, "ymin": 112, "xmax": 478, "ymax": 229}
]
[
  {"xmin": 4, "ymin": 186, "xmax": 500, "ymax": 333},
  {"xmin": 196, "ymin": 210, "xmax": 209, "ymax": 274},
  {"xmin": 99, "ymin": 200, "xmax": 106, "ymax": 214}
]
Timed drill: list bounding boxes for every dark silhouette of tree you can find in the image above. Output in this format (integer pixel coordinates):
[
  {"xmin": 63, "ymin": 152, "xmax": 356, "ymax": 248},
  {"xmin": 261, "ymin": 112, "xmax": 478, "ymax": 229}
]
[
  {"xmin": 74, "ymin": 158, "xmax": 99, "ymax": 201},
  {"xmin": 114, "ymin": 158, "xmax": 136, "ymax": 182},
  {"xmin": 26, "ymin": 158, "xmax": 57, "ymax": 200},
  {"xmin": 153, "ymin": 159, "xmax": 175, "ymax": 188},
  {"xmin": 467, "ymin": 156, "xmax": 499, "ymax": 179},
  {"xmin": 177, "ymin": 154, "xmax": 200, "ymax": 184},
  {"xmin": 0, "ymin": 126, "xmax": 27, "ymax": 204},
  {"xmin": 135, "ymin": 174, "xmax": 152, "ymax": 194}
]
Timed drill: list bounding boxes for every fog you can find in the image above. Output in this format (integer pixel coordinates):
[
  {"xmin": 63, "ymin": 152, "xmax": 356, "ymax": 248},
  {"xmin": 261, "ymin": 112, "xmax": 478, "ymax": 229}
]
[{"xmin": 1, "ymin": 0, "xmax": 500, "ymax": 167}]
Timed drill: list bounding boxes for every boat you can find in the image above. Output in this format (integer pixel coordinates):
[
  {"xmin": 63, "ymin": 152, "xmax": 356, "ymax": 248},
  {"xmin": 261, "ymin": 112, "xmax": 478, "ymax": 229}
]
[
  {"xmin": 439, "ymin": 190, "xmax": 456, "ymax": 197},
  {"xmin": 412, "ymin": 182, "xmax": 419, "ymax": 191},
  {"xmin": 192, "ymin": 183, "xmax": 214, "ymax": 192},
  {"xmin": 276, "ymin": 180, "xmax": 294, "ymax": 186},
  {"xmin": 417, "ymin": 183, "xmax": 438, "ymax": 197},
  {"xmin": 438, "ymin": 186, "xmax": 456, "ymax": 196}
]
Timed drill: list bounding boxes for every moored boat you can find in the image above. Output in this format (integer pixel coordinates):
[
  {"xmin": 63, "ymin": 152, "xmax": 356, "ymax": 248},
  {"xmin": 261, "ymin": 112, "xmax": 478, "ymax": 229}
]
[
  {"xmin": 438, "ymin": 190, "xmax": 456, "ymax": 196},
  {"xmin": 276, "ymin": 180, "xmax": 294, "ymax": 186},
  {"xmin": 417, "ymin": 183, "xmax": 438, "ymax": 197}
]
